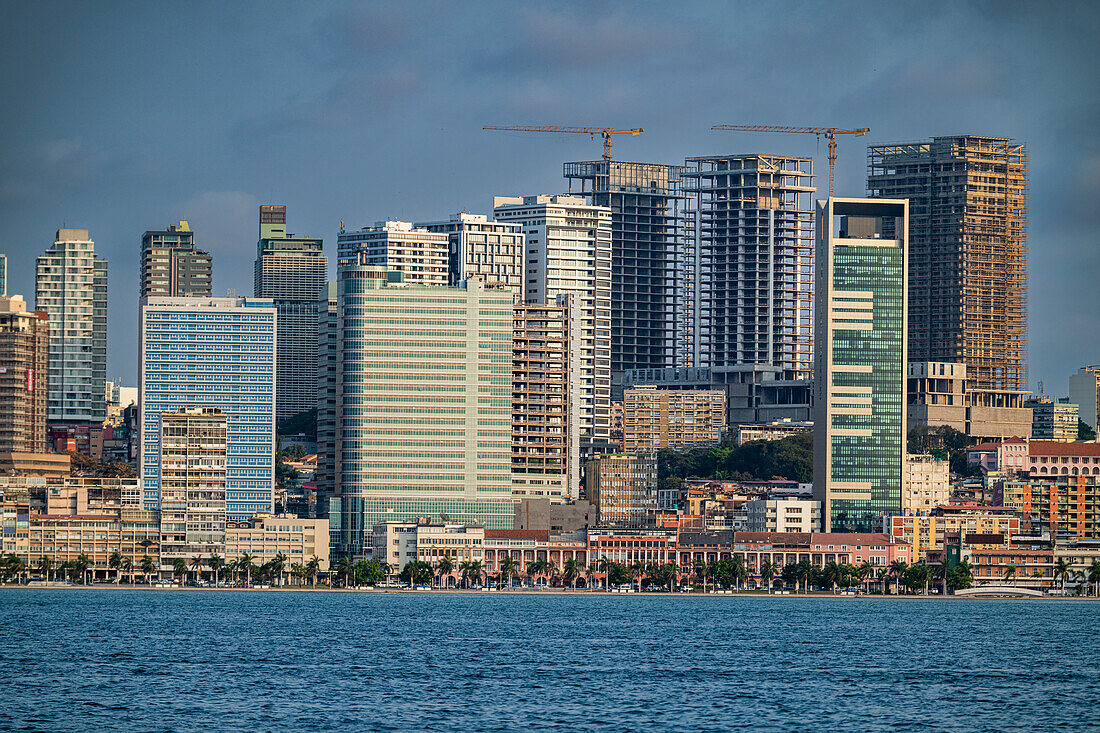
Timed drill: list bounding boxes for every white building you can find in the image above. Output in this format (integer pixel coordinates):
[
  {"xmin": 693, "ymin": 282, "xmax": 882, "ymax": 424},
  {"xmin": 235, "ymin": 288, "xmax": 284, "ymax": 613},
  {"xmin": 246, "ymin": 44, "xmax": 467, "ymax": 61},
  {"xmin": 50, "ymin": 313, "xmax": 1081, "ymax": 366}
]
[
  {"xmin": 1069, "ymin": 366, "xmax": 1100, "ymax": 430},
  {"xmin": 337, "ymin": 220, "xmax": 448, "ymax": 286},
  {"xmin": 744, "ymin": 497, "xmax": 821, "ymax": 533},
  {"xmin": 371, "ymin": 519, "xmax": 485, "ymax": 570},
  {"xmin": 903, "ymin": 454, "xmax": 950, "ymax": 514},
  {"xmin": 417, "ymin": 212, "xmax": 525, "ymax": 291},
  {"xmin": 35, "ymin": 229, "xmax": 108, "ymax": 424},
  {"xmin": 494, "ymin": 195, "xmax": 612, "ymax": 447}
]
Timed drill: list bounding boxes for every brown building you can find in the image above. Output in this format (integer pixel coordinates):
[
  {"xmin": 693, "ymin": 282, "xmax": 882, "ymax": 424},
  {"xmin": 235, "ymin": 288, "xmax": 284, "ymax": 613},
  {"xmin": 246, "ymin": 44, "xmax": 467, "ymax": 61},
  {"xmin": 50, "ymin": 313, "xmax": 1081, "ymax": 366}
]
[
  {"xmin": 585, "ymin": 453, "xmax": 657, "ymax": 528},
  {"xmin": 0, "ymin": 295, "xmax": 49, "ymax": 453},
  {"xmin": 869, "ymin": 136, "xmax": 1028, "ymax": 394},
  {"xmin": 623, "ymin": 387, "xmax": 725, "ymax": 451}
]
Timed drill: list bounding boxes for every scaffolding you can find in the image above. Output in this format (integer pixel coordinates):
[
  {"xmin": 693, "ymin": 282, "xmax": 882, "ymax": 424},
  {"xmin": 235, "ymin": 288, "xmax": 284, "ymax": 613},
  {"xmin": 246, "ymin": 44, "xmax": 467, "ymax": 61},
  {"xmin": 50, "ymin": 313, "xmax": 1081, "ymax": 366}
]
[{"xmin": 868, "ymin": 136, "xmax": 1029, "ymax": 392}]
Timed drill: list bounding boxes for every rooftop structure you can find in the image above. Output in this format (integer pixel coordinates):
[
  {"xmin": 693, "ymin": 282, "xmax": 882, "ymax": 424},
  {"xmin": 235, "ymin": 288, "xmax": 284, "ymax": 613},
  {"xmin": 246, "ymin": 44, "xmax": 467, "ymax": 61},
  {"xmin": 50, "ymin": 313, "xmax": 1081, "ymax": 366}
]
[
  {"xmin": 417, "ymin": 212, "xmax": 524, "ymax": 291},
  {"xmin": 140, "ymin": 221, "xmax": 211, "ymax": 298},
  {"xmin": 337, "ymin": 220, "xmax": 448, "ymax": 286}
]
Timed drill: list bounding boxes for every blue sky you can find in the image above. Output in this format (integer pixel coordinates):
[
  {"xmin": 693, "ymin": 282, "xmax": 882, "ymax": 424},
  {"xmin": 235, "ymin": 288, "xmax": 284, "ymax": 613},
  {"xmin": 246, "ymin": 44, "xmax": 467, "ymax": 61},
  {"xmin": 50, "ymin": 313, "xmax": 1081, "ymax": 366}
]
[{"xmin": 2, "ymin": 1, "xmax": 1097, "ymax": 392}]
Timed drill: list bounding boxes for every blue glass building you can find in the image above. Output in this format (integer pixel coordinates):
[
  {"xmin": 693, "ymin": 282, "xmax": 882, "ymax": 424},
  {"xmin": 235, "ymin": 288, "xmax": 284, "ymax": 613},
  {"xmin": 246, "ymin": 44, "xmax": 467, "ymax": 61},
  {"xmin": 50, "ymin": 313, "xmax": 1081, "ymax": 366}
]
[{"xmin": 139, "ymin": 297, "xmax": 277, "ymax": 519}]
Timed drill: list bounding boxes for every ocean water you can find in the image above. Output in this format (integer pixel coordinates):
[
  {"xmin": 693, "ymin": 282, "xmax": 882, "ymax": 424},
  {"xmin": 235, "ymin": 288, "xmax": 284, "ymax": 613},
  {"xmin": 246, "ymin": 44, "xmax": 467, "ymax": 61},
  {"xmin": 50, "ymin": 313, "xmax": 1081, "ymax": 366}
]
[{"xmin": 1, "ymin": 590, "xmax": 1098, "ymax": 732}]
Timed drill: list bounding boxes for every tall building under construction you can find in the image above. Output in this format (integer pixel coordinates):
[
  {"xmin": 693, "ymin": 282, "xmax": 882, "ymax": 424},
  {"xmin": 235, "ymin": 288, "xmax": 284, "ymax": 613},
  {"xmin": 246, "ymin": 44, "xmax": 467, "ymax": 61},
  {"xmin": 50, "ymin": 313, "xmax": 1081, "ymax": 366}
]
[
  {"xmin": 564, "ymin": 160, "xmax": 694, "ymax": 374},
  {"xmin": 867, "ymin": 136, "xmax": 1029, "ymax": 394},
  {"xmin": 682, "ymin": 154, "xmax": 815, "ymax": 379}
]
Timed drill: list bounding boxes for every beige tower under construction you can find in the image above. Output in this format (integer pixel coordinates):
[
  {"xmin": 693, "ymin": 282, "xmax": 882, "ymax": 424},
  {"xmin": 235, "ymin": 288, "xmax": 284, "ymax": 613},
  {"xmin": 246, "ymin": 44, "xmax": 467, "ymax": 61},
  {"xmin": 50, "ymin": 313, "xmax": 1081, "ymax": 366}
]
[{"xmin": 868, "ymin": 136, "xmax": 1029, "ymax": 394}]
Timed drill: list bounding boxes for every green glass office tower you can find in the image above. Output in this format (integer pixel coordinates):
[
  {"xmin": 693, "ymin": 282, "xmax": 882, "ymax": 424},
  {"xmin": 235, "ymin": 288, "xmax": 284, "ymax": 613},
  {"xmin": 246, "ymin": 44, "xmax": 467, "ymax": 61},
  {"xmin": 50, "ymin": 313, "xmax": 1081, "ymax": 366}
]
[
  {"xmin": 330, "ymin": 262, "xmax": 515, "ymax": 559},
  {"xmin": 813, "ymin": 198, "xmax": 907, "ymax": 532}
]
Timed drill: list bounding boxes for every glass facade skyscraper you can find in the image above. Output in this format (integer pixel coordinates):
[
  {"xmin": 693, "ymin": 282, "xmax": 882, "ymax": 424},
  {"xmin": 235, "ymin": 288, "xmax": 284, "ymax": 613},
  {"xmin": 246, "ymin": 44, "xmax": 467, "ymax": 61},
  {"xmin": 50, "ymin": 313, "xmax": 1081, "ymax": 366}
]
[
  {"xmin": 139, "ymin": 297, "xmax": 276, "ymax": 519},
  {"xmin": 814, "ymin": 198, "xmax": 908, "ymax": 532},
  {"xmin": 329, "ymin": 263, "xmax": 514, "ymax": 559}
]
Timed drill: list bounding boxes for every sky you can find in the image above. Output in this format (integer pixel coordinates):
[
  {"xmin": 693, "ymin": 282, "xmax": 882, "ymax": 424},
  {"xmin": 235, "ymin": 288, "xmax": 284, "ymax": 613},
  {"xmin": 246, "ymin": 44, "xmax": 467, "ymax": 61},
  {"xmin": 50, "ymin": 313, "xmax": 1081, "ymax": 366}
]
[{"xmin": 2, "ymin": 1, "xmax": 1098, "ymax": 392}]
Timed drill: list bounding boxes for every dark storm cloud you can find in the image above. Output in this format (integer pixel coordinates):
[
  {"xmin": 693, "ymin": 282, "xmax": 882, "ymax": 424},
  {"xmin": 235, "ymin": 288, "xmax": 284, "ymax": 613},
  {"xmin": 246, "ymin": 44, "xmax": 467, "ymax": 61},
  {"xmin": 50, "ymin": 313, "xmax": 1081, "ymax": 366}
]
[{"xmin": 0, "ymin": 0, "xmax": 1097, "ymax": 391}]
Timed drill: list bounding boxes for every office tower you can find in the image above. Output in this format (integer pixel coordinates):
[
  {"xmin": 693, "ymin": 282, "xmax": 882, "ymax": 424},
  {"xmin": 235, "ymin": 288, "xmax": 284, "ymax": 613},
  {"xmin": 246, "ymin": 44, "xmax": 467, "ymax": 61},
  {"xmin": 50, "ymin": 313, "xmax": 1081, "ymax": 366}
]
[
  {"xmin": 315, "ymin": 281, "xmax": 338, "ymax": 517},
  {"xmin": 868, "ymin": 136, "xmax": 1028, "ymax": 393},
  {"xmin": 417, "ymin": 212, "xmax": 524, "ymax": 290},
  {"xmin": 0, "ymin": 295, "xmax": 49, "ymax": 453},
  {"xmin": 35, "ymin": 229, "xmax": 108, "ymax": 424},
  {"xmin": 493, "ymin": 195, "xmax": 612, "ymax": 448},
  {"xmin": 140, "ymin": 221, "xmax": 212, "ymax": 298},
  {"xmin": 585, "ymin": 452, "xmax": 658, "ymax": 528},
  {"xmin": 1069, "ymin": 366, "xmax": 1100, "ymax": 429},
  {"xmin": 622, "ymin": 387, "xmax": 725, "ymax": 451},
  {"xmin": 512, "ymin": 299, "xmax": 581, "ymax": 501},
  {"xmin": 336, "ymin": 220, "xmax": 448, "ymax": 285},
  {"xmin": 0, "ymin": 254, "xmax": 6, "ymax": 295},
  {"xmin": 564, "ymin": 160, "xmax": 693, "ymax": 372},
  {"xmin": 253, "ymin": 205, "xmax": 327, "ymax": 422},
  {"xmin": 139, "ymin": 296, "xmax": 276, "ymax": 519},
  {"xmin": 682, "ymin": 155, "xmax": 815, "ymax": 378},
  {"xmin": 330, "ymin": 263, "xmax": 515, "ymax": 558},
  {"xmin": 814, "ymin": 198, "xmax": 908, "ymax": 532},
  {"xmin": 157, "ymin": 407, "xmax": 227, "ymax": 577},
  {"xmin": 1023, "ymin": 397, "xmax": 1077, "ymax": 442}
]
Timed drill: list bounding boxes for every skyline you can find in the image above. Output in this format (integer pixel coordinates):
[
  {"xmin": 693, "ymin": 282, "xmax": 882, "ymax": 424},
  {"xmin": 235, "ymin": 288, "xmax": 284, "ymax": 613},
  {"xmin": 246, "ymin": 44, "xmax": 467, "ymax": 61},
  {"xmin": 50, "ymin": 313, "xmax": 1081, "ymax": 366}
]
[{"xmin": 2, "ymin": 2, "xmax": 1098, "ymax": 390}]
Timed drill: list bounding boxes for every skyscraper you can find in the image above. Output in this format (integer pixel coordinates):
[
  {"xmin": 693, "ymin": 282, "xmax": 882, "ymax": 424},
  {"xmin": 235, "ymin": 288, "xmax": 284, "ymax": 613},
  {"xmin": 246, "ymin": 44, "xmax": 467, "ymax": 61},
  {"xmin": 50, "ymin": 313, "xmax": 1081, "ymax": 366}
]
[
  {"xmin": 814, "ymin": 198, "xmax": 908, "ymax": 532},
  {"xmin": 330, "ymin": 263, "xmax": 514, "ymax": 558},
  {"xmin": 315, "ymin": 280, "xmax": 338, "ymax": 517},
  {"xmin": 493, "ymin": 195, "xmax": 612, "ymax": 449},
  {"xmin": 1069, "ymin": 366, "xmax": 1100, "ymax": 429},
  {"xmin": 682, "ymin": 154, "xmax": 815, "ymax": 378},
  {"xmin": 253, "ymin": 205, "xmax": 326, "ymax": 422},
  {"xmin": 0, "ymin": 254, "xmax": 6, "ymax": 296},
  {"xmin": 35, "ymin": 229, "xmax": 107, "ymax": 424},
  {"xmin": 139, "ymin": 296, "xmax": 276, "ymax": 519},
  {"xmin": 868, "ymin": 136, "xmax": 1028, "ymax": 393},
  {"xmin": 417, "ymin": 212, "xmax": 525, "ymax": 290},
  {"xmin": 336, "ymin": 220, "xmax": 448, "ymax": 285},
  {"xmin": 140, "ymin": 221, "xmax": 212, "ymax": 298},
  {"xmin": 0, "ymin": 295, "xmax": 49, "ymax": 453},
  {"xmin": 564, "ymin": 160, "xmax": 692, "ymax": 373}
]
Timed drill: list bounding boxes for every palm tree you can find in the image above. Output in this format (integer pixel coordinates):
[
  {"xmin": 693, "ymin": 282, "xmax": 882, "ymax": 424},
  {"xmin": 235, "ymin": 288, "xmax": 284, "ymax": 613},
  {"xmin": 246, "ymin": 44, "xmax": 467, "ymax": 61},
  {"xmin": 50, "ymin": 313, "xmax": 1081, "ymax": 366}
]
[
  {"xmin": 562, "ymin": 558, "xmax": 581, "ymax": 590},
  {"xmin": 121, "ymin": 558, "xmax": 133, "ymax": 585},
  {"xmin": 238, "ymin": 553, "xmax": 255, "ymax": 586},
  {"xmin": 630, "ymin": 561, "xmax": 645, "ymax": 592},
  {"xmin": 1088, "ymin": 560, "xmax": 1100, "ymax": 597},
  {"xmin": 889, "ymin": 560, "xmax": 908, "ymax": 595},
  {"xmin": 759, "ymin": 559, "xmax": 775, "ymax": 594},
  {"xmin": 598, "ymin": 557, "xmax": 613, "ymax": 590},
  {"xmin": 857, "ymin": 562, "xmax": 873, "ymax": 594},
  {"xmin": 306, "ymin": 556, "xmax": 321, "ymax": 587},
  {"xmin": 189, "ymin": 556, "xmax": 205, "ymax": 584},
  {"xmin": 38, "ymin": 555, "xmax": 53, "ymax": 583},
  {"xmin": 208, "ymin": 554, "xmax": 224, "ymax": 587},
  {"xmin": 822, "ymin": 560, "xmax": 842, "ymax": 592},
  {"xmin": 272, "ymin": 552, "xmax": 288, "ymax": 587},
  {"xmin": 1053, "ymin": 558, "xmax": 1073, "ymax": 594},
  {"xmin": 140, "ymin": 555, "xmax": 156, "ymax": 584},
  {"xmin": 1003, "ymin": 564, "xmax": 1018, "ymax": 585},
  {"xmin": 335, "ymin": 557, "xmax": 354, "ymax": 588},
  {"xmin": 74, "ymin": 553, "xmax": 92, "ymax": 585},
  {"xmin": 172, "ymin": 557, "xmax": 188, "ymax": 586},
  {"xmin": 109, "ymin": 552, "xmax": 123, "ymax": 585},
  {"xmin": 436, "ymin": 554, "xmax": 455, "ymax": 588},
  {"xmin": 499, "ymin": 555, "xmax": 519, "ymax": 589}
]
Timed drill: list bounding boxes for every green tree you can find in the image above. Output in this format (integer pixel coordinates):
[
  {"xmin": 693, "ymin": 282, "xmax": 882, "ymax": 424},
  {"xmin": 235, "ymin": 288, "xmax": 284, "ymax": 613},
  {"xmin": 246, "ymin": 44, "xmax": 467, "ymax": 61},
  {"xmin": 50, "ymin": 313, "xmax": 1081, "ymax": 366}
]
[
  {"xmin": 121, "ymin": 558, "xmax": 133, "ymax": 584},
  {"xmin": 237, "ymin": 553, "xmax": 255, "ymax": 585},
  {"xmin": 1003, "ymin": 564, "xmax": 1018, "ymax": 585},
  {"xmin": 563, "ymin": 558, "xmax": 581, "ymax": 590},
  {"xmin": 499, "ymin": 555, "xmax": 519, "ymax": 588},
  {"xmin": 436, "ymin": 554, "xmax": 455, "ymax": 588},
  {"xmin": 271, "ymin": 553, "xmax": 288, "ymax": 587},
  {"xmin": 208, "ymin": 554, "xmax": 224, "ymax": 587},
  {"xmin": 1079, "ymin": 420, "xmax": 1097, "ymax": 441},
  {"xmin": 335, "ymin": 557, "xmax": 354, "ymax": 587},
  {"xmin": 889, "ymin": 560, "xmax": 908, "ymax": 595},
  {"xmin": 1087, "ymin": 560, "xmax": 1100, "ymax": 597},
  {"xmin": 306, "ymin": 556, "xmax": 321, "ymax": 587},
  {"xmin": 172, "ymin": 557, "xmax": 188, "ymax": 586},
  {"xmin": 74, "ymin": 553, "xmax": 92, "ymax": 585},
  {"xmin": 1053, "ymin": 558, "xmax": 1073, "ymax": 594},
  {"xmin": 38, "ymin": 554, "xmax": 53, "ymax": 583},
  {"xmin": 108, "ymin": 552, "xmax": 123, "ymax": 585},
  {"xmin": 140, "ymin": 555, "xmax": 156, "ymax": 584}
]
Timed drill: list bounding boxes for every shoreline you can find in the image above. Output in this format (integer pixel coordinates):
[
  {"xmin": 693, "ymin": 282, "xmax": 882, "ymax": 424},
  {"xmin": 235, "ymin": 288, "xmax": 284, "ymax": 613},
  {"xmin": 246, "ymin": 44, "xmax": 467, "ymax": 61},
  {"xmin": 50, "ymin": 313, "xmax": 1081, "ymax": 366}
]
[{"xmin": 2, "ymin": 584, "xmax": 1091, "ymax": 599}]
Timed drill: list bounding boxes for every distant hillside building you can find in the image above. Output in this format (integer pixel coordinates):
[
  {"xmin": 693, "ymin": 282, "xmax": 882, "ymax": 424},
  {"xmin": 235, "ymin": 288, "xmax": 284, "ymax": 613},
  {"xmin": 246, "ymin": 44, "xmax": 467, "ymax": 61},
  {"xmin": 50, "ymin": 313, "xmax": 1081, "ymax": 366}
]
[
  {"xmin": 1024, "ymin": 397, "xmax": 1078, "ymax": 442},
  {"xmin": 622, "ymin": 387, "xmax": 725, "ymax": 450}
]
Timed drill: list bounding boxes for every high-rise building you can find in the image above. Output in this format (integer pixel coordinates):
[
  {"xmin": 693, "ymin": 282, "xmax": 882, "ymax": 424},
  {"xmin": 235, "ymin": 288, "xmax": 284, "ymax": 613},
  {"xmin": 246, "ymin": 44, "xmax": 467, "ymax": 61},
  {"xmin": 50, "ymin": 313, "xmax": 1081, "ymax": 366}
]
[
  {"xmin": 1024, "ymin": 396, "xmax": 1078, "ymax": 442},
  {"xmin": 511, "ymin": 299, "xmax": 581, "ymax": 501},
  {"xmin": 868, "ymin": 136, "xmax": 1029, "ymax": 393},
  {"xmin": 1069, "ymin": 366, "xmax": 1100, "ymax": 430},
  {"xmin": 493, "ymin": 195, "xmax": 612, "ymax": 448},
  {"xmin": 0, "ymin": 254, "xmax": 6, "ymax": 296},
  {"xmin": 329, "ymin": 264, "xmax": 515, "ymax": 559},
  {"xmin": 157, "ymin": 407, "xmax": 227, "ymax": 578},
  {"xmin": 336, "ymin": 220, "xmax": 447, "ymax": 285},
  {"xmin": 140, "ymin": 221, "xmax": 212, "ymax": 298},
  {"xmin": 622, "ymin": 387, "xmax": 725, "ymax": 451},
  {"xmin": 35, "ymin": 229, "xmax": 108, "ymax": 424},
  {"xmin": 682, "ymin": 155, "xmax": 815, "ymax": 379},
  {"xmin": 0, "ymin": 295, "xmax": 49, "ymax": 453},
  {"xmin": 253, "ymin": 205, "xmax": 327, "ymax": 422},
  {"xmin": 814, "ymin": 198, "xmax": 908, "ymax": 532},
  {"xmin": 417, "ymin": 212, "xmax": 524, "ymax": 290},
  {"xmin": 564, "ymin": 160, "xmax": 693, "ymax": 373},
  {"xmin": 139, "ymin": 296, "xmax": 276, "ymax": 519},
  {"xmin": 585, "ymin": 452, "xmax": 658, "ymax": 528},
  {"xmin": 315, "ymin": 281, "xmax": 338, "ymax": 517}
]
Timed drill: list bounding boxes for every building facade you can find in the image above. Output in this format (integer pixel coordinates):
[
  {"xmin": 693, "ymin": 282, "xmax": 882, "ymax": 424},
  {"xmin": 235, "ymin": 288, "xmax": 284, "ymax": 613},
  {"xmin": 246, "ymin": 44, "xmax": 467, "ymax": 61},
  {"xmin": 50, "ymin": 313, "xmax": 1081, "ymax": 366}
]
[
  {"xmin": 337, "ymin": 220, "xmax": 448, "ymax": 286},
  {"xmin": 585, "ymin": 453, "xmax": 658, "ymax": 528},
  {"xmin": 417, "ymin": 212, "xmax": 524, "ymax": 290},
  {"xmin": 622, "ymin": 387, "xmax": 725, "ymax": 450},
  {"xmin": 253, "ymin": 205, "xmax": 327, "ymax": 422},
  {"xmin": 0, "ymin": 295, "xmax": 49, "ymax": 454},
  {"xmin": 744, "ymin": 497, "xmax": 821, "ymax": 533},
  {"xmin": 224, "ymin": 514, "xmax": 329, "ymax": 573},
  {"xmin": 511, "ymin": 301, "xmax": 580, "ymax": 500},
  {"xmin": 330, "ymin": 265, "xmax": 515, "ymax": 558},
  {"xmin": 139, "ymin": 297, "xmax": 276, "ymax": 519},
  {"xmin": 1069, "ymin": 366, "xmax": 1100, "ymax": 429},
  {"xmin": 494, "ymin": 195, "xmax": 612, "ymax": 449},
  {"xmin": 903, "ymin": 454, "xmax": 950, "ymax": 514},
  {"xmin": 682, "ymin": 154, "xmax": 815, "ymax": 378},
  {"xmin": 868, "ymin": 136, "xmax": 1029, "ymax": 394},
  {"xmin": 814, "ymin": 198, "xmax": 908, "ymax": 532},
  {"xmin": 35, "ymin": 229, "xmax": 108, "ymax": 424},
  {"xmin": 140, "ymin": 221, "xmax": 212, "ymax": 298},
  {"xmin": 1024, "ymin": 397, "xmax": 1078, "ymax": 442}
]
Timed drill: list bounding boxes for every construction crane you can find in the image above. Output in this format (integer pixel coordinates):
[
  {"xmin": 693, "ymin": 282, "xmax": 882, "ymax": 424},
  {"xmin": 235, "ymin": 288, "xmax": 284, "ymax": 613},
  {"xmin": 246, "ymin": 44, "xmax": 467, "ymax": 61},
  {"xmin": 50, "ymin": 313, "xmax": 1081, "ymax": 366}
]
[
  {"xmin": 483, "ymin": 125, "xmax": 643, "ymax": 162},
  {"xmin": 711, "ymin": 125, "xmax": 870, "ymax": 197}
]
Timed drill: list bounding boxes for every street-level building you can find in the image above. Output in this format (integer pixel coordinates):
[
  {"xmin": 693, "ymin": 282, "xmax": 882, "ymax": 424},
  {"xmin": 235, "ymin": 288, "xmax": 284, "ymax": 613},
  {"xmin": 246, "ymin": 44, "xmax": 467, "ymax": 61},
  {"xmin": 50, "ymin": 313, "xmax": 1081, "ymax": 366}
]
[
  {"xmin": 744, "ymin": 497, "xmax": 821, "ymax": 533},
  {"xmin": 224, "ymin": 514, "xmax": 329, "ymax": 573},
  {"xmin": 736, "ymin": 420, "xmax": 813, "ymax": 446},
  {"xmin": 884, "ymin": 507, "xmax": 1021, "ymax": 559}
]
